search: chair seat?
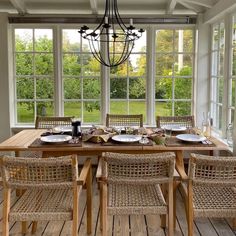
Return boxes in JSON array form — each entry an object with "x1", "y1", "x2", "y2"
[
  {"x1": 10, "y1": 189, "x2": 73, "y2": 221},
  {"x1": 108, "y1": 183, "x2": 167, "y2": 215},
  {"x1": 193, "y1": 185, "x2": 236, "y2": 218}
]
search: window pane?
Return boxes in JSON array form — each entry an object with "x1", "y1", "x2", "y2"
[
  {"x1": 15, "y1": 29, "x2": 33, "y2": 51},
  {"x1": 231, "y1": 79, "x2": 235, "y2": 107},
  {"x1": 230, "y1": 108, "x2": 234, "y2": 124},
  {"x1": 110, "y1": 78, "x2": 127, "y2": 99},
  {"x1": 35, "y1": 54, "x2": 53, "y2": 75},
  {"x1": 16, "y1": 77, "x2": 34, "y2": 99},
  {"x1": 83, "y1": 78, "x2": 100, "y2": 99},
  {"x1": 36, "y1": 78, "x2": 54, "y2": 99},
  {"x1": 64, "y1": 78, "x2": 81, "y2": 99},
  {"x1": 36, "y1": 102, "x2": 54, "y2": 116},
  {"x1": 62, "y1": 29, "x2": 81, "y2": 52},
  {"x1": 16, "y1": 53, "x2": 33, "y2": 75},
  {"x1": 174, "y1": 101, "x2": 191, "y2": 116},
  {"x1": 82, "y1": 55, "x2": 100, "y2": 76},
  {"x1": 219, "y1": 49, "x2": 224, "y2": 76},
  {"x1": 129, "y1": 54, "x2": 146, "y2": 77},
  {"x1": 35, "y1": 29, "x2": 53, "y2": 52},
  {"x1": 174, "y1": 54, "x2": 192, "y2": 75},
  {"x1": 63, "y1": 54, "x2": 81, "y2": 76},
  {"x1": 174, "y1": 30, "x2": 193, "y2": 52},
  {"x1": 110, "y1": 101, "x2": 127, "y2": 114},
  {"x1": 129, "y1": 101, "x2": 146, "y2": 122},
  {"x1": 156, "y1": 54, "x2": 174, "y2": 76},
  {"x1": 220, "y1": 23, "x2": 225, "y2": 50},
  {"x1": 211, "y1": 51, "x2": 218, "y2": 76},
  {"x1": 83, "y1": 101, "x2": 100, "y2": 123},
  {"x1": 217, "y1": 77, "x2": 224, "y2": 103},
  {"x1": 155, "y1": 78, "x2": 172, "y2": 99},
  {"x1": 156, "y1": 30, "x2": 173, "y2": 52},
  {"x1": 212, "y1": 25, "x2": 219, "y2": 50},
  {"x1": 232, "y1": 48, "x2": 236, "y2": 76},
  {"x1": 132, "y1": 31, "x2": 146, "y2": 52},
  {"x1": 17, "y1": 102, "x2": 34, "y2": 123},
  {"x1": 175, "y1": 78, "x2": 192, "y2": 99},
  {"x1": 110, "y1": 59, "x2": 128, "y2": 76},
  {"x1": 129, "y1": 78, "x2": 145, "y2": 99},
  {"x1": 64, "y1": 101, "x2": 81, "y2": 117},
  {"x1": 155, "y1": 101, "x2": 172, "y2": 116}
]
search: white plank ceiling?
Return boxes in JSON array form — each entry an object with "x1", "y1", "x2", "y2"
[{"x1": 0, "y1": 0, "x2": 236, "y2": 24}]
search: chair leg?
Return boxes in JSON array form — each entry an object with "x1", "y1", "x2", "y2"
[
  {"x1": 187, "y1": 182, "x2": 194, "y2": 236},
  {"x1": 160, "y1": 184, "x2": 167, "y2": 228},
  {"x1": 86, "y1": 166, "x2": 92, "y2": 234},
  {"x1": 72, "y1": 186, "x2": 79, "y2": 236},
  {"x1": 232, "y1": 218, "x2": 236, "y2": 230},
  {"x1": 101, "y1": 183, "x2": 107, "y2": 236},
  {"x1": 168, "y1": 182, "x2": 174, "y2": 236},
  {"x1": 100, "y1": 182, "x2": 103, "y2": 231},
  {"x1": 173, "y1": 180, "x2": 179, "y2": 229},
  {"x1": 22, "y1": 221, "x2": 27, "y2": 234},
  {"x1": 31, "y1": 221, "x2": 38, "y2": 234},
  {"x1": 2, "y1": 189, "x2": 11, "y2": 236}
]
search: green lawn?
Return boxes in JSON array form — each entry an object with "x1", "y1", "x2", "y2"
[{"x1": 17, "y1": 101, "x2": 171, "y2": 124}]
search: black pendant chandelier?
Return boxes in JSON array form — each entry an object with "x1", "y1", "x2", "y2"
[{"x1": 78, "y1": 0, "x2": 144, "y2": 67}]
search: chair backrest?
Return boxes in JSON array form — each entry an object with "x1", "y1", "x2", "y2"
[
  {"x1": 189, "y1": 153, "x2": 236, "y2": 186},
  {"x1": 35, "y1": 116, "x2": 73, "y2": 129},
  {"x1": 0, "y1": 155, "x2": 78, "y2": 189},
  {"x1": 106, "y1": 114, "x2": 143, "y2": 127},
  {"x1": 156, "y1": 115, "x2": 195, "y2": 128},
  {"x1": 102, "y1": 152, "x2": 175, "y2": 184}
]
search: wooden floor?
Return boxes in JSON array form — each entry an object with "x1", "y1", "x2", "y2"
[{"x1": 0, "y1": 171, "x2": 235, "y2": 236}]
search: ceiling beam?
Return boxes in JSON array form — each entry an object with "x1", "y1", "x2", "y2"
[
  {"x1": 9, "y1": 0, "x2": 27, "y2": 15},
  {"x1": 166, "y1": 0, "x2": 177, "y2": 14},
  {"x1": 203, "y1": 0, "x2": 236, "y2": 24},
  {"x1": 89, "y1": 0, "x2": 98, "y2": 15},
  {"x1": 181, "y1": 0, "x2": 214, "y2": 8},
  {"x1": 177, "y1": 0, "x2": 202, "y2": 13}
]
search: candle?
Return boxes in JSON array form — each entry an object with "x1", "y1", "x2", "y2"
[
  {"x1": 105, "y1": 16, "x2": 108, "y2": 24},
  {"x1": 130, "y1": 18, "x2": 133, "y2": 26}
]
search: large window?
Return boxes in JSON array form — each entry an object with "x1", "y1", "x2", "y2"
[
  {"x1": 110, "y1": 31, "x2": 147, "y2": 122},
  {"x1": 13, "y1": 26, "x2": 195, "y2": 126},
  {"x1": 210, "y1": 22, "x2": 225, "y2": 131},
  {"x1": 14, "y1": 28, "x2": 54, "y2": 123},
  {"x1": 155, "y1": 29, "x2": 194, "y2": 117}
]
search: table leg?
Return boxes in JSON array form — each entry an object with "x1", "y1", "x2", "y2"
[{"x1": 175, "y1": 150, "x2": 188, "y2": 180}]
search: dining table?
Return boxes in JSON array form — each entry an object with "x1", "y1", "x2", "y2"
[{"x1": 0, "y1": 129, "x2": 230, "y2": 180}]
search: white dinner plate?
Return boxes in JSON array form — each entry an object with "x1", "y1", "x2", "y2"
[
  {"x1": 53, "y1": 126, "x2": 72, "y2": 133},
  {"x1": 40, "y1": 135, "x2": 72, "y2": 143},
  {"x1": 162, "y1": 125, "x2": 187, "y2": 131},
  {"x1": 176, "y1": 134, "x2": 206, "y2": 142},
  {"x1": 112, "y1": 135, "x2": 142, "y2": 143}
]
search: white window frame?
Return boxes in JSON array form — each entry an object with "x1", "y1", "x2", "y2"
[{"x1": 11, "y1": 23, "x2": 196, "y2": 127}]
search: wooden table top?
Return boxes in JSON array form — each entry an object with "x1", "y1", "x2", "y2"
[{"x1": 0, "y1": 129, "x2": 229, "y2": 152}]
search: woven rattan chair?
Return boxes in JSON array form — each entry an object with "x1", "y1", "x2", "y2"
[
  {"x1": 35, "y1": 116, "x2": 73, "y2": 129},
  {"x1": 156, "y1": 115, "x2": 195, "y2": 129},
  {"x1": 96, "y1": 152, "x2": 175, "y2": 236},
  {"x1": 106, "y1": 114, "x2": 143, "y2": 127},
  {"x1": 0, "y1": 155, "x2": 92, "y2": 236},
  {"x1": 185, "y1": 154, "x2": 236, "y2": 236}
]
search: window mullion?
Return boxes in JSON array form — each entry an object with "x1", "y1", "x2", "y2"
[
  {"x1": 54, "y1": 25, "x2": 62, "y2": 116},
  {"x1": 147, "y1": 26, "x2": 155, "y2": 126}
]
